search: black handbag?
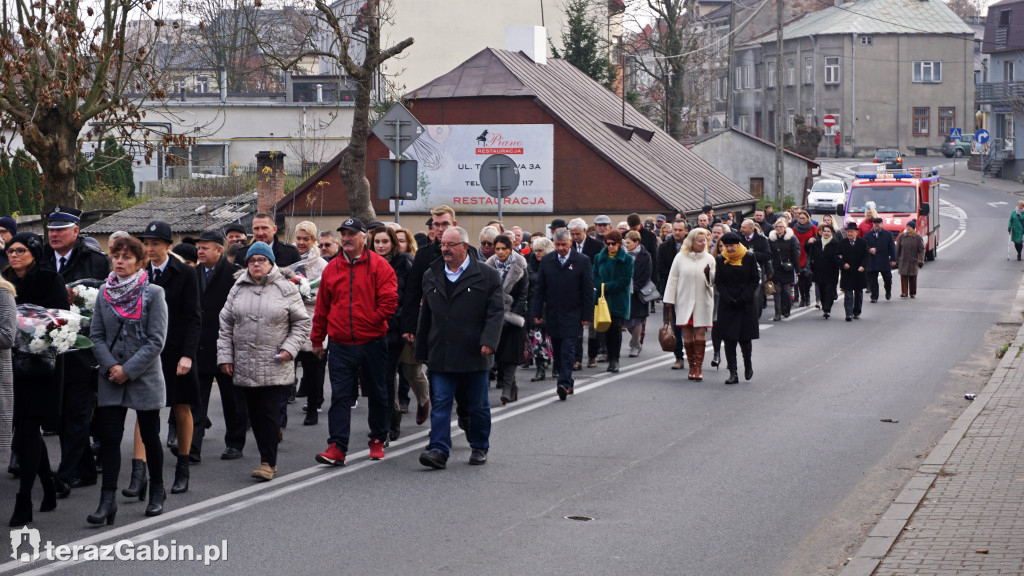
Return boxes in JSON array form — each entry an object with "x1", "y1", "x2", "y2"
[
  {"x1": 12, "y1": 348, "x2": 57, "y2": 380},
  {"x1": 638, "y1": 280, "x2": 661, "y2": 303},
  {"x1": 780, "y1": 261, "x2": 794, "y2": 273}
]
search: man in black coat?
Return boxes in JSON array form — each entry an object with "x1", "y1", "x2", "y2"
[
  {"x1": 740, "y1": 218, "x2": 773, "y2": 316},
  {"x1": 251, "y1": 213, "x2": 300, "y2": 267},
  {"x1": 401, "y1": 206, "x2": 474, "y2": 429},
  {"x1": 863, "y1": 217, "x2": 897, "y2": 303},
  {"x1": 531, "y1": 229, "x2": 594, "y2": 401},
  {"x1": 627, "y1": 213, "x2": 659, "y2": 286},
  {"x1": 837, "y1": 222, "x2": 869, "y2": 321},
  {"x1": 140, "y1": 221, "x2": 202, "y2": 493},
  {"x1": 191, "y1": 230, "x2": 247, "y2": 460},
  {"x1": 657, "y1": 219, "x2": 688, "y2": 369},
  {"x1": 41, "y1": 206, "x2": 109, "y2": 495},
  {"x1": 568, "y1": 218, "x2": 603, "y2": 261},
  {"x1": 416, "y1": 226, "x2": 503, "y2": 469}
]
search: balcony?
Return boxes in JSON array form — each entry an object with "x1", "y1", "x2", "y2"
[{"x1": 976, "y1": 81, "x2": 1024, "y2": 104}]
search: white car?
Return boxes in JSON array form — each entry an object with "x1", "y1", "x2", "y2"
[{"x1": 806, "y1": 179, "x2": 850, "y2": 213}]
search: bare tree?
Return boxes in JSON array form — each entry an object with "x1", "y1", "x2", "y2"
[
  {"x1": 624, "y1": 0, "x2": 705, "y2": 140},
  {"x1": 301, "y1": 0, "x2": 412, "y2": 222},
  {"x1": 0, "y1": 0, "x2": 192, "y2": 211}
]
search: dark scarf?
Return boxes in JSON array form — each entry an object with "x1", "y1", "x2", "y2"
[
  {"x1": 793, "y1": 220, "x2": 814, "y2": 235},
  {"x1": 103, "y1": 269, "x2": 148, "y2": 320}
]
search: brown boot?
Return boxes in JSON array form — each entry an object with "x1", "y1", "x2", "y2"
[
  {"x1": 684, "y1": 341, "x2": 696, "y2": 380},
  {"x1": 692, "y1": 340, "x2": 706, "y2": 381}
]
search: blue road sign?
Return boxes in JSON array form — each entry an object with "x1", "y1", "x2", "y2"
[
  {"x1": 975, "y1": 129, "x2": 991, "y2": 144},
  {"x1": 949, "y1": 128, "x2": 962, "y2": 140}
]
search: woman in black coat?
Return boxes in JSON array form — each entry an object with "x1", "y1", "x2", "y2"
[
  {"x1": 806, "y1": 225, "x2": 842, "y2": 319},
  {"x1": 371, "y1": 227, "x2": 415, "y2": 440},
  {"x1": 487, "y1": 234, "x2": 529, "y2": 405},
  {"x1": 768, "y1": 219, "x2": 801, "y2": 322},
  {"x1": 3, "y1": 232, "x2": 67, "y2": 526},
  {"x1": 713, "y1": 233, "x2": 760, "y2": 385},
  {"x1": 623, "y1": 231, "x2": 652, "y2": 358}
]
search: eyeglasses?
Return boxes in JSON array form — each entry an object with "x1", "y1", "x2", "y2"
[
  {"x1": 5, "y1": 247, "x2": 26, "y2": 256},
  {"x1": 317, "y1": 243, "x2": 334, "y2": 248},
  {"x1": 605, "y1": 241, "x2": 619, "y2": 246},
  {"x1": 433, "y1": 221, "x2": 453, "y2": 229},
  {"x1": 480, "y1": 241, "x2": 494, "y2": 247},
  {"x1": 439, "y1": 242, "x2": 465, "y2": 249},
  {"x1": 248, "y1": 257, "x2": 270, "y2": 265}
]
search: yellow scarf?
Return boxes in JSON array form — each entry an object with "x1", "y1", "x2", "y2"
[{"x1": 722, "y1": 243, "x2": 747, "y2": 266}]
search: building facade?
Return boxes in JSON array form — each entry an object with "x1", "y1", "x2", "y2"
[{"x1": 978, "y1": 0, "x2": 1023, "y2": 181}]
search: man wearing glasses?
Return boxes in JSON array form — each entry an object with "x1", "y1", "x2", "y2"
[
  {"x1": 317, "y1": 231, "x2": 339, "y2": 261},
  {"x1": 416, "y1": 226, "x2": 503, "y2": 469}
]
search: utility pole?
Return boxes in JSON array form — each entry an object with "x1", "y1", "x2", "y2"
[
  {"x1": 725, "y1": 0, "x2": 737, "y2": 130},
  {"x1": 774, "y1": 0, "x2": 785, "y2": 204}
]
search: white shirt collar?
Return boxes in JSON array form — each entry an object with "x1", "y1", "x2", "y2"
[{"x1": 444, "y1": 255, "x2": 471, "y2": 282}]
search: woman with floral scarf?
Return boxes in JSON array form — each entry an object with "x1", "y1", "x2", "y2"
[{"x1": 88, "y1": 236, "x2": 168, "y2": 525}]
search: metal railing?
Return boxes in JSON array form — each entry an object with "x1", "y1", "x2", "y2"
[{"x1": 975, "y1": 81, "x2": 1024, "y2": 104}]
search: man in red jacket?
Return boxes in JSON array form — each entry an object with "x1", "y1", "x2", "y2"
[{"x1": 312, "y1": 218, "x2": 398, "y2": 466}]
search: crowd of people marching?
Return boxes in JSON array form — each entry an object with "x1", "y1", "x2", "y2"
[{"x1": 0, "y1": 200, "x2": 930, "y2": 528}]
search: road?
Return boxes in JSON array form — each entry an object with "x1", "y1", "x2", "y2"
[{"x1": 2, "y1": 158, "x2": 1021, "y2": 575}]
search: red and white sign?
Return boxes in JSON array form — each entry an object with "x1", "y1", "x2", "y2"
[{"x1": 823, "y1": 114, "x2": 837, "y2": 128}]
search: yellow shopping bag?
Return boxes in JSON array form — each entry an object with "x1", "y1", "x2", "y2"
[{"x1": 594, "y1": 283, "x2": 612, "y2": 332}]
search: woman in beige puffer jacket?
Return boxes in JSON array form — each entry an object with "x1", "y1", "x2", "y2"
[{"x1": 217, "y1": 243, "x2": 310, "y2": 481}]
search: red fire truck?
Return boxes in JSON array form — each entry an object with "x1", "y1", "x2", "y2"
[{"x1": 838, "y1": 167, "x2": 940, "y2": 261}]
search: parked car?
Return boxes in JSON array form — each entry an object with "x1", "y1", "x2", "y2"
[
  {"x1": 941, "y1": 134, "x2": 975, "y2": 158},
  {"x1": 806, "y1": 179, "x2": 850, "y2": 213},
  {"x1": 873, "y1": 148, "x2": 903, "y2": 170}
]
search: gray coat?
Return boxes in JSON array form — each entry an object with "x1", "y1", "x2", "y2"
[
  {"x1": 91, "y1": 283, "x2": 168, "y2": 410},
  {"x1": 0, "y1": 287, "x2": 16, "y2": 466},
  {"x1": 217, "y1": 266, "x2": 310, "y2": 388}
]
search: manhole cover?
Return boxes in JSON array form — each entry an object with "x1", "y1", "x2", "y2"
[{"x1": 564, "y1": 515, "x2": 594, "y2": 521}]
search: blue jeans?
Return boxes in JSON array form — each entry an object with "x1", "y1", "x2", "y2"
[
  {"x1": 326, "y1": 338, "x2": 389, "y2": 453},
  {"x1": 428, "y1": 371, "x2": 490, "y2": 458},
  {"x1": 551, "y1": 336, "x2": 578, "y2": 389}
]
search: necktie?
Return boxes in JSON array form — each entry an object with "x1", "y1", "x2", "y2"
[
  {"x1": 58, "y1": 256, "x2": 66, "y2": 272},
  {"x1": 559, "y1": 256, "x2": 567, "y2": 266},
  {"x1": 206, "y1": 268, "x2": 213, "y2": 279},
  {"x1": 152, "y1": 268, "x2": 161, "y2": 282}
]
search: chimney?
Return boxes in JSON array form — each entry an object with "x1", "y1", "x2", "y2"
[
  {"x1": 255, "y1": 151, "x2": 287, "y2": 214},
  {"x1": 505, "y1": 26, "x2": 547, "y2": 65}
]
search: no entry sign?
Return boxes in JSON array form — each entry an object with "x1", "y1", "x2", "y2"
[{"x1": 823, "y1": 114, "x2": 837, "y2": 128}]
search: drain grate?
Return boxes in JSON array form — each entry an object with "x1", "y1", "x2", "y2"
[{"x1": 564, "y1": 515, "x2": 595, "y2": 521}]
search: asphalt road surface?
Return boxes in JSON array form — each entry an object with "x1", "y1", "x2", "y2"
[{"x1": 2, "y1": 158, "x2": 1021, "y2": 575}]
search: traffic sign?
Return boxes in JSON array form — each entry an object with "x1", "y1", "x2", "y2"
[
  {"x1": 823, "y1": 114, "x2": 836, "y2": 128},
  {"x1": 371, "y1": 102, "x2": 424, "y2": 156},
  {"x1": 479, "y1": 154, "x2": 520, "y2": 199},
  {"x1": 377, "y1": 159, "x2": 418, "y2": 200},
  {"x1": 975, "y1": 129, "x2": 991, "y2": 144},
  {"x1": 949, "y1": 127, "x2": 962, "y2": 140}
]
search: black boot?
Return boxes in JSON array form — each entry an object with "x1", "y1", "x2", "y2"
[
  {"x1": 530, "y1": 364, "x2": 546, "y2": 382},
  {"x1": 122, "y1": 459, "x2": 148, "y2": 500},
  {"x1": 725, "y1": 370, "x2": 739, "y2": 385},
  {"x1": 9, "y1": 493, "x2": 32, "y2": 527},
  {"x1": 87, "y1": 489, "x2": 117, "y2": 525},
  {"x1": 39, "y1": 470, "x2": 57, "y2": 512},
  {"x1": 7, "y1": 452, "x2": 19, "y2": 477},
  {"x1": 744, "y1": 358, "x2": 754, "y2": 381},
  {"x1": 171, "y1": 456, "x2": 189, "y2": 495},
  {"x1": 710, "y1": 350, "x2": 721, "y2": 368},
  {"x1": 145, "y1": 482, "x2": 166, "y2": 517}
]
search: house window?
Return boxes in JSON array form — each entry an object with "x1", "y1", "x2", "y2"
[
  {"x1": 767, "y1": 61, "x2": 775, "y2": 88},
  {"x1": 739, "y1": 114, "x2": 750, "y2": 133},
  {"x1": 712, "y1": 80, "x2": 719, "y2": 100},
  {"x1": 785, "y1": 59, "x2": 795, "y2": 86},
  {"x1": 999, "y1": 9, "x2": 1011, "y2": 25},
  {"x1": 196, "y1": 76, "x2": 209, "y2": 93},
  {"x1": 825, "y1": 57, "x2": 840, "y2": 84},
  {"x1": 938, "y1": 107, "x2": 955, "y2": 136},
  {"x1": 860, "y1": 35, "x2": 872, "y2": 45},
  {"x1": 734, "y1": 66, "x2": 749, "y2": 90},
  {"x1": 755, "y1": 64, "x2": 763, "y2": 88},
  {"x1": 720, "y1": 76, "x2": 729, "y2": 99},
  {"x1": 1005, "y1": 61, "x2": 1015, "y2": 82},
  {"x1": 825, "y1": 108, "x2": 841, "y2": 134},
  {"x1": 913, "y1": 61, "x2": 942, "y2": 83},
  {"x1": 913, "y1": 107, "x2": 930, "y2": 136},
  {"x1": 804, "y1": 57, "x2": 813, "y2": 84},
  {"x1": 787, "y1": 109, "x2": 795, "y2": 132}
]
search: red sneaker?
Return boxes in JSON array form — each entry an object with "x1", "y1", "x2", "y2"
[
  {"x1": 315, "y1": 443, "x2": 346, "y2": 466},
  {"x1": 369, "y1": 438, "x2": 385, "y2": 460}
]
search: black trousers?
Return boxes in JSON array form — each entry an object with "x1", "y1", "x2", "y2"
[
  {"x1": 55, "y1": 375, "x2": 97, "y2": 485},
  {"x1": 243, "y1": 386, "x2": 287, "y2": 467},
  {"x1": 724, "y1": 340, "x2": 752, "y2": 371},
  {"x1": 550, "y1": 335, "x2": 578, "y2": 389},
  {"x1": 817, "y1": 282, "x2": 838, "y2": 314},
  {"x1": 95, "y1": 406, "x2": 162, "y2": 491},
  {"x1": 295, "y1": 351, "x2": 327, "y2": 410},
  {"x1": 191, "y1": 371, "x2": 248, "y2": 454},
  {"x1": 797, "y1": 271, "x2": 813, "y2": 303},
  {"x1": 868, "y1": 269, "x2": 893, "y2": 300},
  {"x1": 12, "y1": 419, "x2": 53, "y2": 497},
  {"x1": 671, "y1": 308, "x2": 685, "y2": 360}
]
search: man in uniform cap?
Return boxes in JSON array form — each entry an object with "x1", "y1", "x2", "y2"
[
  {"x1": 837, "y1": 222, "x2": 869, "y2": 321},
  {"x1": 41, "y1": 204, "x2": 111, "y2": 496},
  {"x1": 190, "y1": 229, "x2": 248, "y2": 461},
  {"x1": 549, "y1": 219, "x2": 567, "y2": 236}
]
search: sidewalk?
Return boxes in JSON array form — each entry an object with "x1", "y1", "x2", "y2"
[
  {"x1": 939, "y1": 166, "x2": 1024, "y2": 194},
  {"x1": 840, "y1": 321, "x2": 1024, "y2": 576}
]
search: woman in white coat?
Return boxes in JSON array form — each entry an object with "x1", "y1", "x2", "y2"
[{"x1": 663, "y1": 228, "x2": 716, "y2": 381}]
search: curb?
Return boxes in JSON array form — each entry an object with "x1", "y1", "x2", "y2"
[{"x1": 837, "y1": 320, "x2": 1024, "y2": 576}]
